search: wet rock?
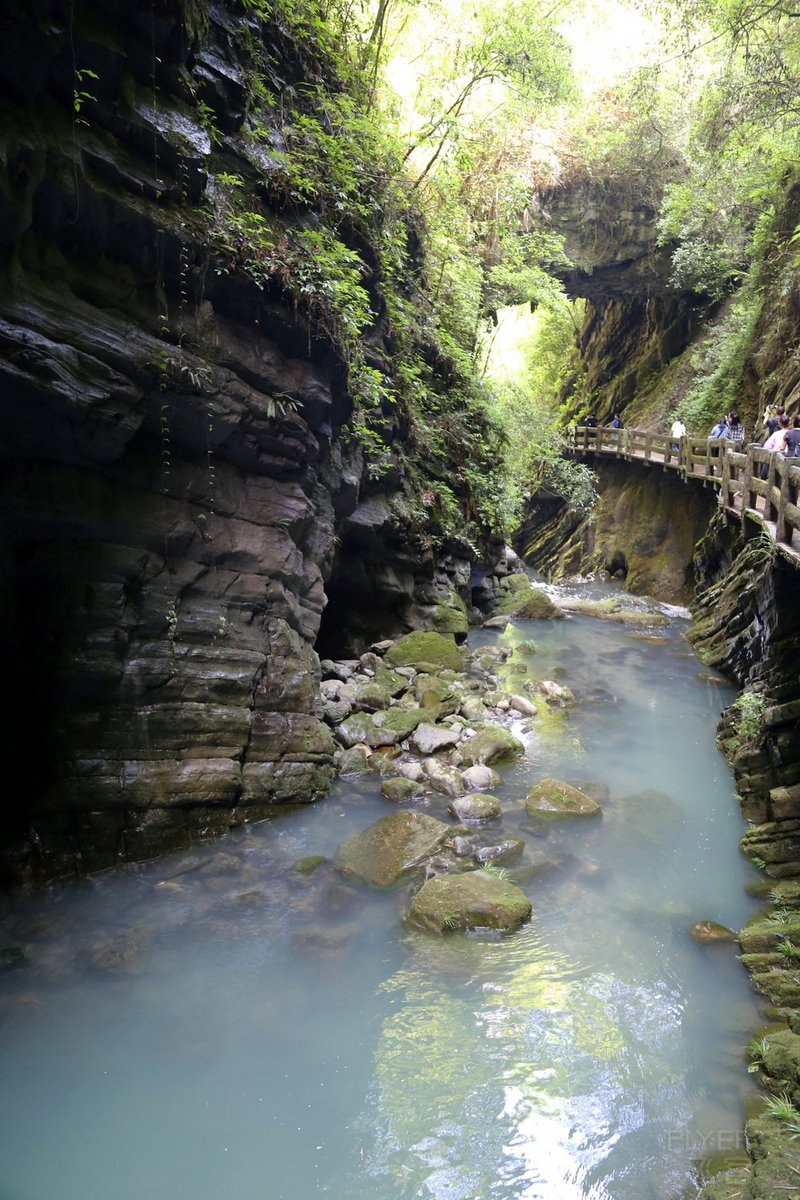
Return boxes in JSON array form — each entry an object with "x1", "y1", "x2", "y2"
[
  {"x1": 410, "y1": 723, "x2": 461, "y2": 755},
  {"x1": 336, "y1": 745, "x2": 372, "y2": 776},
  {"x1": 461, "y1": 763, "x2": 502, "y2": 791},
  {"x1": 691, "y1": 920, "x2": 738, "y2": 943},
  {"x1": 372, "y1": 708, "x2": 426, "y2": 740},
  {"x1": 448, "y1": 794, "x2": 502, "y2": 822},
  {"x1": 335, "y1": 711, "x2": 402, "y2": 749},
  {"x1": 482, "y1": 615, "x2": 510, "y2": 629},
  {"x1": 459, "y1": 725, "x2": 525, "y2": 766},
  {"x1": 474, "y1": 839, "x2": 525, "y2": 864},
  {"x1": 421, "y1": 758, "x2": 466, "y2": 797},
  {"x1": 525, "y1": 778, "x2": 603, "y2": 818},
  {"x1": 335, "y1": 812, "x2": 451, "y2": 888},
  {"x1": 509, "y1": 694, "x2": 538, "y2": 716},
  {"x1": 385, "y1": 631, "x2": 465, "y2": 673},
  {"x1": 394, "y1": 761, "x2": 426, "y2": 782},
  {"x1": 406, "y1": 869, "x2": 532, "y2": 934},
  {"x1": 449, "y1": 836, "x2": 475, "y2": 857},
  {"x1": 381, "y1": 777, "x2": 422, "y2": 803},
  {"x1": 494, "y1": 573, "x2": 564, "y2": 619},
  {"x1": 82, "y1": 926, "x2": 151, "y2": 975},
  {"x1": 292, "y1": 855, "x2": 327, "y2": 875},
  {"x1": 535, "y1": 680, "x2": 577, "y2": 706},
  {"x1": 460, "y1": 697, "x2": 489, "y2": 723}
]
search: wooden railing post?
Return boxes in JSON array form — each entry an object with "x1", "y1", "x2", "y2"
[
  {"x1": 767, "y1": 453, "x2": 778, "y2": 521},
  {"x1": 720, "y1": 442, "x2": 731, "y2": 514},
  {"x1": 746, "y1": 444, "x2": 757, "y2": 510},
  {"x1": 776, "y1": 458, "x2": 792, "y2": 543}
]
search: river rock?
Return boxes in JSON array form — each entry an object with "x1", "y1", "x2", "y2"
[
  {"x1": 460, "y1": 697, "x2": 489, "y2": 723},
  {"x1": 525, "y1": 778, "x2": 603, "y2": 817},
  {"x1": 335, "y1": 711, "x2": 401, "y2": 749},
  {"x1": 536, "y1": 680, "x2": 577, "y2": 706},
  {"x1": 459, "y1": 725, "x2": 525, "y2": 766},
  {"x1": 410, "y1": 723, "x2": 461, "y2": 755},
  {"x1": 690, "y1": 920, "x2": 738, "y2": 943},
  {"x1": 422, "y1": 758, "x2": 466, "y2": 797},
  {"x1": 406, "y1": 870, "x2": 532, "y2": 934},
  {"x1": 415, "y1": 675, "x2": 460, "y2": 718},
  {"x1": 335, "y1": 812, "x2": 451, "y2": 888},
  {"x1": 509, "y1": 694, "x2": 538, "y2": 716},
  {"x1": 461, "y1": 763, "x2": 502, "y2": 791},
  {"x1": 474, "y1": 839, "x2": 526, "y2": 864},
  {"x1": 381, "y1": 777, "x2": 423, "y2": 803},
  {"x1": 372, "y1": 708, "x2": 426, "y2": 740},
  {"x1": 336, "y1": 745, "x2": 372, "y2": 776},
  {"x1": 385, "y1": 631, "x2": 465, "y2": 672},
  {"x1": 448, "y1": 793, "x2": 502, "y2": 821},
  {"x1": 394, "y1": 761, "x2": 426, "y2": 782},
  {"x1": 482, "y1": 615, "x2": 510, "y2": 629},
  {"x1": 82, "y1": 926, "x2": 151, "y2": 975}
]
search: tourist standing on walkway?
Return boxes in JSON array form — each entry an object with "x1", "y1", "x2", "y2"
[
  {"x1": 725, "y1": 411, "x2": 745, "y2": 444},
  {"x1": 781, "y1": 415, "x2": 800, "y2": 457},
  {"x1": 670, "y1": 417, "x2": 686, "y2": 450}
]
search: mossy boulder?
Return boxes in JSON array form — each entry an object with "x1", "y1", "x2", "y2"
[
  {"x1": 335, "y1": 711, "x2": 402, "y2": 749},
  {"x1": 560, "y1": 597, "x2": 669, "y2": 627},
  {"x1": 525, "y1": 778, "x2": 603, "y2": 818},
  {"x1": 431, "y1": 589, "x2": 469, "y2": 636},
  {"x1": 690, "y1": 920, "x2": 738, "y2": 943},
  {"x1": 372, "y1": 708, "x2": 426, "y2": 740},
  {"x1": 335, "y1": 812, "x2": 451, "y2": 888},
  {"x1": 448, "y1": 793, "x2": 502, "y2": 822},
  {"x1": 415, "y1": 675, "x2": 461, "y2": 718},
  {"x1": 460, "y1": 725, "x2": 525, "y2": 766},
  {"x1": 385, "y1": 631, "x2": 465, "y2": 672},
  {"x1": 406, "y1": 869, "x2": 532, "y2": 934},
  {"x1": 381, "y1": 777, "x2": 422, "y2": 803},
  {"x1": 495, "y1": 574, "x2": 563, "y2": 619}
]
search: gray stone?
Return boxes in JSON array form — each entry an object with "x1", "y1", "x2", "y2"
[
  {"x1": 422, "y1": 758, "x2": 466, "y2": 797},
  {"x1": 406, "y1": 870, "x2": 532, "y2": 934},
  {"x1": 459, "y1": 726, "x2": 525, "y2": 766},
  {"x1": 335, "y1": 812, "x2": 451, "y2": 888},
  {"x1": 461, "y1": 763, "x2": 502, "y2": 791},
  {"x1": 448, "y1": 793, "x2": 502, "y2": 821},
  {"x1": 410, "y1": 722, "x2": 461, "y2": 755}
]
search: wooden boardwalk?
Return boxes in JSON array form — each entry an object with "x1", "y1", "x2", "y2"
[{"x1": 567, "y1": 426, "x2": 800, "y2": 566}]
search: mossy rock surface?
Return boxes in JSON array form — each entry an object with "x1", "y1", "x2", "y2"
[
  {"x1": 335, "y1": 812, "x2": 451, "y2": 888},
  {"x1": 372, "y1": 708, "x2": 425, "y2": 740},
  {"x1": 460, "y1": 725, "x2": 525, "y2": 766},
  {"x1": 381, "y1": 777, "x2": 422, "y2": 803},
  {"x1": 495, "y1": 575, "x2": 563, "y2": 619},
  {"x1": 448, "y1": 793, "x2": 502, "y2": 822},
  {"x1": 690, "y1": 920, "x2": 737, "y2": 943},
  {"x1": 335, "y1": 711, "x2": 402, "y2": 749},
  {"x1": 385, "y1": 631, "x2": 465, "y2": 672},
  {"x1": 406, "y1": 869, "x2": 532, "y2": 934},
  {"x1": 525, "y1": 778, "x2": 603, "y2": 818},
  {"x1": 431, "y1": 589, "x2": 469, "y2": 635},
  {"x1": 560, "y1": 597, "x2": 669, "y2": 627}
]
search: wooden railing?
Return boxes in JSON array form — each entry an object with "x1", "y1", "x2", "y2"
[{"x1": 567, "y1": 426, "x2": 800, "y2": 558}]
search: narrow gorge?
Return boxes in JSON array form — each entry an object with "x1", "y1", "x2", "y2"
[{"x1": 2, "y1": 0, "x2": 800, "y2": 1197}]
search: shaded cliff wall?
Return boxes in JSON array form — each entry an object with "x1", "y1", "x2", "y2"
[
  {"x1": 517, "y1": 461, "x2": 717, "y2": 604},
  {"x1": 0, "y1": 0, "x2": 499, "y2": 878}
]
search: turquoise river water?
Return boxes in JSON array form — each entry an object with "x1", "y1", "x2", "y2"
[{"x1": 0, "y1": 580, "x2": 766, "y2": 1200}]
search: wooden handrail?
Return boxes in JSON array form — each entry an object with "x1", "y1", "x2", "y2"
[{"x1": 566, "y1": 426, "x2": 800, "y2": 555}]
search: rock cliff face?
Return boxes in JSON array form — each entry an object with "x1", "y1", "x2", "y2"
[
  {"x1": 517, "y1": 461, "x2": 717, "y2": 604},
  {"x1": 0, "y1": 0, "x2": 497, "y2": 878}
]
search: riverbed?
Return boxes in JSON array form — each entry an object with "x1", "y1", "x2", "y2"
[{"x1": 0, "y1": 580, "x2": 763, "y2": 1200}]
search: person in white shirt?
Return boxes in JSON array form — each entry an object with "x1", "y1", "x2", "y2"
[{"x1": 670, "y1": 417, "x2": 686, "y2": 450}]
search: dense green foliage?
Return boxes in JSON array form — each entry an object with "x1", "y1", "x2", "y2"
[
  {"x1": 196, "y1": 0, "x2": 800, "y2": 539},
  {"x1": 196, "y1": 0, "x2": 583, "y2": 547}
]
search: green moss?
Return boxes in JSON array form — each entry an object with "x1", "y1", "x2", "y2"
[{"x1": 385, "y1": 631, "x2": 465, "y2": 672}]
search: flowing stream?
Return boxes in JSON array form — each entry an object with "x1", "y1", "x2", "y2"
[{"x1": 0, "y1": 579, "x2": 763, "y2": 1200}]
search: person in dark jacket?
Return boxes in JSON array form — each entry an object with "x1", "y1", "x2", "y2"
[{"x1": 781, "y1": 415, "x2": 800, "y2": 457}]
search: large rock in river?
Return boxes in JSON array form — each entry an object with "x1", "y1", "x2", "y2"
[
  {"x1": 335, "y1": 812, "x2": 451, "y2": 887},
  {"x1": 406, "y1": 869, "x2": 532, "y2": 934},
  {"x1": 385, "y1": 631, "x2": 465, "y2": 672},
  {"x1": 525, "y1": 778, "x2": 603, "y2": 817},
  {"x1": 460, "y1": 725, "x2": 525, "y2": 766}
]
